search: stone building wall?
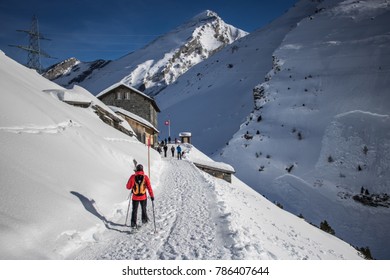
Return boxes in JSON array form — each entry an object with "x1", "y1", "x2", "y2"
[{"x1": 99, "y1": 85, "x2": 158, "y2": 128}]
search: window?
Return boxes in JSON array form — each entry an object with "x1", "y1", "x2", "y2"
[
  {"x1": 125, "y1": 92, "x2": 131, "y2": 100},
  {"x1": 116, "y1": 92, "x2": 123, "y2": 100}
]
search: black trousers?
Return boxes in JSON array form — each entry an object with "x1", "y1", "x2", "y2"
[{"x1": 131, "y1": 199, "x2": 148, "y2": 226}]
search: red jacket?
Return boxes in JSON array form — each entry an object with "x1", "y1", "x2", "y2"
[{"x1": 126, "y1": 171, "x2": 154, "y2": 201}]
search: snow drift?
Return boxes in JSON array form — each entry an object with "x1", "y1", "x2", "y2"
[{"x1": 0, "y1": 50, "x2": 160, "y2": 258}]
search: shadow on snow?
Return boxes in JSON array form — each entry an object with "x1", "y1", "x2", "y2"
[{"x1": 70, "y1": 191, "x2": 132, "y2": 234}]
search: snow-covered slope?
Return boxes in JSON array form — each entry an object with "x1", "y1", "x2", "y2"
[
  {"x1": 0, "y1": 52, "x2": 362, "y2": 260},
  {"x1": 156, "y1": 0, "x2": 320, "y2": 155},
  {"x1": 45, "y1": 10, "x2": 247, "y2": 96},
  {"x1": 0, "y1": 50, "x2": 160, "y2": 259},
  {"x1": 215, "y1": 0, "x2": 390, "y2": 259}
]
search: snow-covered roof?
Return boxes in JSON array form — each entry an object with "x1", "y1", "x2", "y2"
[
  {"x1": 181, "y1": 143, "x2": 235, "y2": 173},
  {"x1": 109, "y1": 105, "x2": 159, "y2": 133},
  {"x1": 192, "y1": 159, "x2": 235, "y2": 174},
  {"x1": 179, "y1": 132, "x2": 192, "y2": 137},
  {"x1": 42, "y1": 86, "x2": 136, "y2": 136},
  {"x1": 42, "y1": 88, "x2": 92, "y2": 105},
  {"x1": 96, "y1": 82, "x2": 160, "y2": 112}
]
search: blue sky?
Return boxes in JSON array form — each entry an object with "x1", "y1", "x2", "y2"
[{"x1": 0, "y1": 0, "x2": 297, "y2": 68}]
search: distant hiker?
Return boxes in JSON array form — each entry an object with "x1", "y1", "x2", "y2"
[
  {"x1": 176, "y1": 145, "x2": 182, "y2": 160},
  {"x1": 126, "y1": 164, "x2": 154, "y2": 228},
  {"x1": 171, "y1": 146, "x2": 175, "y2": 157},
  {"x1": 163, "y1": 144, "x2": 168, "y2": 157}
]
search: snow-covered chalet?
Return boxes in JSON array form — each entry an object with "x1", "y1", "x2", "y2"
[{"x1": 96, "y1": 83, "x2": 160, "y2": 146}]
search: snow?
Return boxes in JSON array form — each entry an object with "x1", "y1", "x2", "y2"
[
  {"x1": 73, "y1": 155, "x2": 360, "y2": 260},
  {"x1": 0, "y1": 51, "x2": 149, "y2": 259},
  {"x1": 51, "y1": 10, "x2": 247, "y2": 96},
  {"x1": 178, "y1": 132, "x2": 191, "y2": 137},
  {"x1": 183, "y1": 144, "x2": 235, "y2": 173},
  {"x1": 0, "y1": 51, "x2": 362, "y2": 260},
  {"x1": 43, "y1": 85, "x2": 93, "y2": 105},
  {"x1": 213, "y1": 0, "x2": 390, "y2": 259},
  {"x1": 96, "y1": 81, "x2": 152, "y2": 101},
  {"x1": 109, "y1": 105, "x2": 159, "y2": 133},
  {"x1": 64, "y1": 0, "x2": 387, "y2": 260},
  {"x1": 156, "y1": 0, "x2": 321, "y2": 155}
]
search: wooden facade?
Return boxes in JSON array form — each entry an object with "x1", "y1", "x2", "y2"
[
  {"x1": 112, "y1": 107, "x2": 159, "y2": 146},
  {"x1": 92, "y1": 105, "x2": 134, "y2": 137},
  {"x1": 179, "y1": 132, "x2": 192, "y2": 144}
]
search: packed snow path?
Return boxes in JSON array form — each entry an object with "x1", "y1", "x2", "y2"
[
  {"x1": 75, "y1": 157, "x2": 233, "y2": 260},
  {"x1": 72, "y1": 155, "x2": 361, "y2": 260}
]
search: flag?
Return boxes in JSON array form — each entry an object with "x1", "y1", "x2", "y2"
[{"x1": 164, "y1": 120, "x2": 170, "y2": 126}]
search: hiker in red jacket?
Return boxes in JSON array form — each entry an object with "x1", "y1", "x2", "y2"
[{"x1": 126, "y1": 164, "x2": 154, "y2": 228}]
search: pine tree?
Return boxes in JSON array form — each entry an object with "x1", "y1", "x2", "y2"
[
  {"x1": 363, "y1": 145, "x2": 368, "y2": 155},
  {"x1": 357, "y1": 246, "x2": 373, "y2": 260},
  {"x1": 320, "y1": 220, "x2": 335, "y2": 235}
]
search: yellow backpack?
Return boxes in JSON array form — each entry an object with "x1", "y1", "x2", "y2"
[{"x1": 133, "y1": 175, "x2": 146, "y2": 196}]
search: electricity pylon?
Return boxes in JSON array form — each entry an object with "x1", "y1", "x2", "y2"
[{"x1": 9, "y1": 15, "x2": 56, "y2": 73}]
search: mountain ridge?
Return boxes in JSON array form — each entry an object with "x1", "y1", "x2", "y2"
[{"x1": 44, "y1": 10, "x2": 247, "y2": 96}]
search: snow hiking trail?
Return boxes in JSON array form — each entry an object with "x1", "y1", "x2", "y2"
[{"x1": 74, "y1": 157, "x2": 234, "y2": 260}]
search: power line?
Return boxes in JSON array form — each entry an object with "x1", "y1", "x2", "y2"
[{"x1": 9, "y1": 15, "x2": 56, "y2": 73}]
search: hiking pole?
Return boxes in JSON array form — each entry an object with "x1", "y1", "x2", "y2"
[
  {"x1": 152, "y1": 199, "x2": 157, "y2": 233},
  {"x1": 125, "y1": 192, "x2": 131, "y2": 226}
]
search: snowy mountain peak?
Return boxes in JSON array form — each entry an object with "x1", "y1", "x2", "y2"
[
  {"x1": 46, "y1": 10, "x2": 247, "y2": 96},
  {"x1": 192, "y1": 9, "x2": 219, "y2": 22}
]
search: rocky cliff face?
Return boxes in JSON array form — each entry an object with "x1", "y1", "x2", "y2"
[
  {"x1": 139, "y1": 10, "x2": 248, "y2": 95},
  {"x1": 43, "y1": 57, "x2": 80, "y2": 80},
  {"x1": 44, "y1": 58, "x2": 110, "y2": 87}
]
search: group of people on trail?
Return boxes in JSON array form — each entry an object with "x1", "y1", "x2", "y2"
[{"x1": 161, "y1": 144, "x2": 183, "y2": 159}]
